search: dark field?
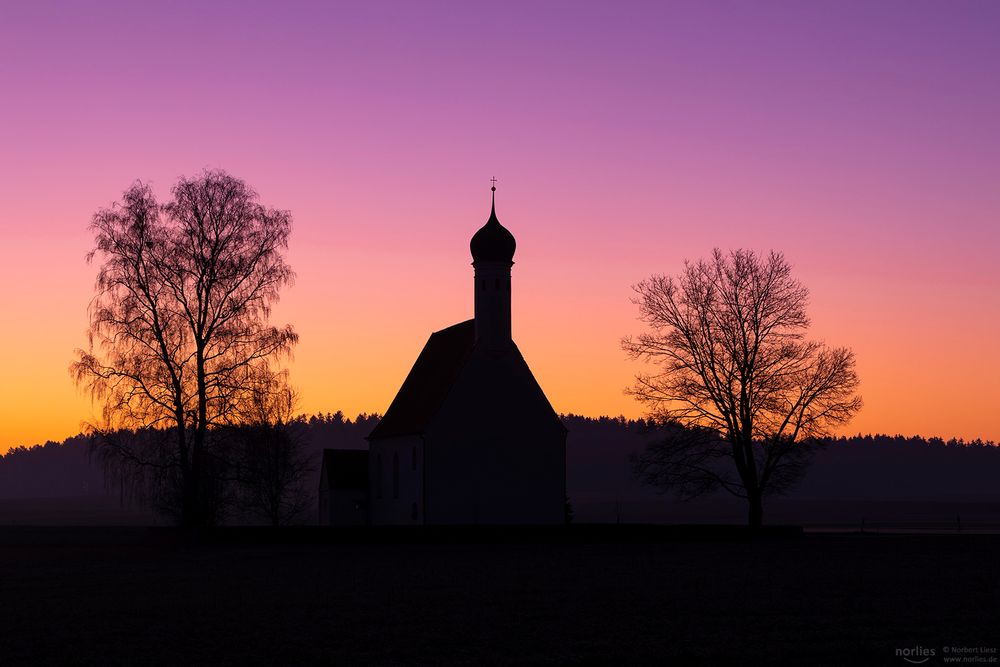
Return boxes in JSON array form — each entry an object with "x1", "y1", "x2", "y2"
[{"x1": 0, "y1": 528, "x2": 997, "y2": 666}]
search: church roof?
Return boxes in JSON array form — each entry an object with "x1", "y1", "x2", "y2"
[{"x1": 367, "y1": 319, "x2": 476, "y2": 439}]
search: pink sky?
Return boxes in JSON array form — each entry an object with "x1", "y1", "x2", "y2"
[{"x1": 1, "y1": 1, "x2": 998, "y2": 450}]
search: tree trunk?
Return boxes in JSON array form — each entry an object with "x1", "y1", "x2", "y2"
[
  {"x1": 188, "y1": 443, "x2": 202, "y2": 528},
  {"x1": 191, "y1": 344, "x2": 208, "y2": 528},
  {"x1": 176, "y1": 415, "x2": 198, "y2": 529},
  {"x1": 748, "y1": 492, "x2": 763, "y2": 530}
]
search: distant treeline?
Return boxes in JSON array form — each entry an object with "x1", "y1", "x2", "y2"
[
  {"x1": 0, "y1": 412, "x2": 379, "y2": 501},
  {"x1": 1, "y1": 413, "x2": 997, "y2": 504}
]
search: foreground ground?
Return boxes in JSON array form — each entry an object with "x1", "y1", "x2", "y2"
[{"x1": 0, "y1": 528, "x2": 996, "y2": 666}]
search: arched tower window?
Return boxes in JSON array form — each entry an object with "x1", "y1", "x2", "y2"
[
  {"x1": 376, "y1": 454, "x2": 383, "y2": 499},
  {"x1": 392, "y1": 451, "x2": 399, "y2": 500}
]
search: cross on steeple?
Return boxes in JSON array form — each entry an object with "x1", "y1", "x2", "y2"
[{"x1": 490, "y1": 176, "x2": 498, "y2": 191}]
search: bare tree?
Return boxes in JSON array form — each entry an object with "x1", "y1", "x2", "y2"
[
  {"x1": 623, "y1": 249, "x2": 862, "y2": 527},
  {"x1": 72, "y1": 170, "x2": 298, "y2": 527}
]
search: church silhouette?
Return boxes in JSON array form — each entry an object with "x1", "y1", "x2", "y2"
[{"x1": 319, "y1": 186, "x2": 567, "y2": 525}]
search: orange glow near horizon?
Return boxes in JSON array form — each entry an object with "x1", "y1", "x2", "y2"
[{"x1": 1, "y1": 3, "x2": 999, "y2": 451}]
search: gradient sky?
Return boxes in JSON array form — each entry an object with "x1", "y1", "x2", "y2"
[{"x1": 1, "y1": 1, "x2": 998, "y2": 451}]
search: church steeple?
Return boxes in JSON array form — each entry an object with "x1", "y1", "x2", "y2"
[{"x1": 471, "y1": 181, "x2": 515, "y2": 348}]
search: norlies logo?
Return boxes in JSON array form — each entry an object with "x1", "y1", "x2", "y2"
[{"x1": 896, "y1": 646, "x2": 936, "y2": 664}]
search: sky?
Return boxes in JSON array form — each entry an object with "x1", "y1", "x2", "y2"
[{"x1": 1, "y1": 1, "x2": 998, "y2": 451}]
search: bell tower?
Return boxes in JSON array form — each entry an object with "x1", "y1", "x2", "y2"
[{"x1": 470, "y1": 182, "x2": 516, "y2": 349}]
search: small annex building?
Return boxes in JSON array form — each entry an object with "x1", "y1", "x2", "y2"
[{"x1": 317, "y1": 449, "x2": 368, "y2": 526}]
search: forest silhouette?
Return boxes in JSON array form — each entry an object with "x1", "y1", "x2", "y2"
[{"x1": 2, "y1": 414, "x2": 998, "y2": 526}]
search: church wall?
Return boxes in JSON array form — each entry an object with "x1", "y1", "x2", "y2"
[
  {"x1": 423, "y1": 347, "x2": 566, "y2": 525},
  {"x1": 368, "y1": 435, "x2": 424, "y2": 525}
]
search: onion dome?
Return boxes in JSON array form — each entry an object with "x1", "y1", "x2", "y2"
[{"x1": 470, "y1": 186, "x2": 516, "y2": 264}]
